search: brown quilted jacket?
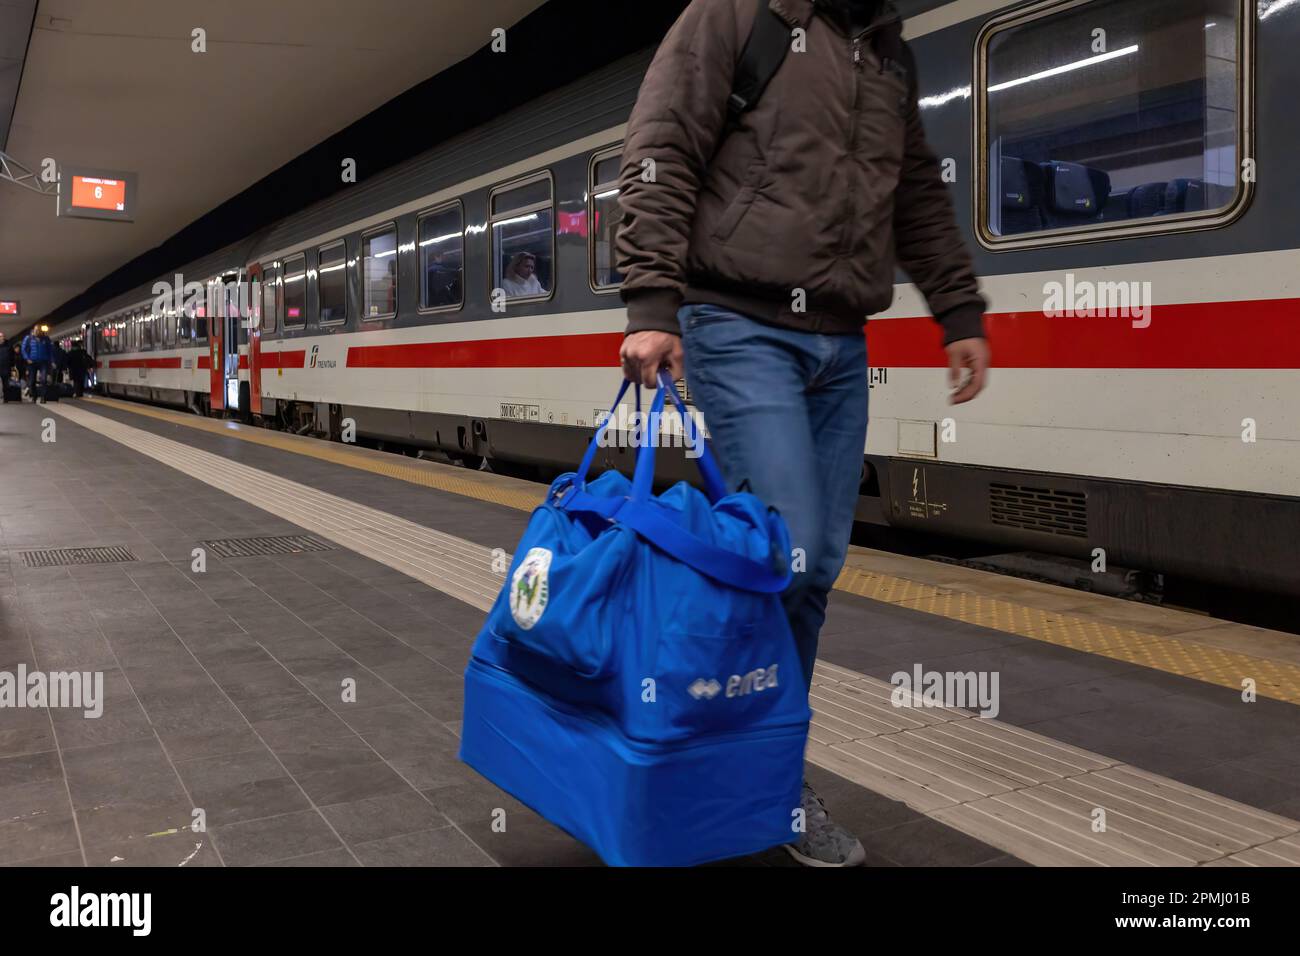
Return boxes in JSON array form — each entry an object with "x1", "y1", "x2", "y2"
[{"x1": 615, "y1": 0, "x2": 986, "y2": 344}]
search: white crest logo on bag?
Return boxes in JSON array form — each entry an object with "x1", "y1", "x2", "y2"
[{"x1": 509, "y1": 547, "x2": 552, "y2": 629}]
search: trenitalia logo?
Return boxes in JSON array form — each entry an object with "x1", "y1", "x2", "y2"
[{"x1": 308, "y1": 345, "x2": 336, "y2": 369}]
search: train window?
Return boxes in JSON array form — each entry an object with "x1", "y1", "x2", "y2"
[
  {"x1": 163, "y1": 309, "x2": 175, "y2": 347},
  {"x1": 317, "y1": 240, "x2": 348, "y2": 325},
  {"x1": 978, "y1": 0, "x2": 1247, "y2": 246},
  {"x1": 178, "y1": 305, "x2": 192, "y2": 343},
  {"x1": 260, "y1": 264, "x2": 279, "y2": 334},
  {"x1": 417, "y1": 203, "x2": 464, "y2": 312},
  {"x1": 141, "y1": 312, "x2": 153, "y2": 350},
  {"x1": 589, "y1": 146, "x2": 624, "y2": 291},
  {"x1": 361, "y1": 225, "x2": 398, "y2": 319},
  {"x1": 282, "y1": 254, "x2": 307, "y2": 329},
  {"x1": 489, "y1": 173, "x2": 554, "y2": 301}
]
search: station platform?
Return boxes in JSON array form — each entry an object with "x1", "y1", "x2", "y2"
[{"x1": 1, "y1": 395, "x2": 1298, "y2": 868}]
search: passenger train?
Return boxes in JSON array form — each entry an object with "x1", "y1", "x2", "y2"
[{"x1": 50, "y1": 0, "x2": 1300, "y2": 597}]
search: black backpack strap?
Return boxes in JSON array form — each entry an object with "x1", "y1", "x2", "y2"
[
  {"x1": 873, "y1": 19, "x2": 919, "y2": 104},
  {"x1": 727, "y1": 0, "x2": 792, "y2": 121}
]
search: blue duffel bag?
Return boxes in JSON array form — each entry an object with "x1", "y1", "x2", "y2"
[{"x1": 459, "y1": 371, "x2": 811, "y2": 867}]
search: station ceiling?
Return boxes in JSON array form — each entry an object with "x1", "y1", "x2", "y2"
[{"x1": 0, "y1": 0, "x2": 547, "y2": 339}]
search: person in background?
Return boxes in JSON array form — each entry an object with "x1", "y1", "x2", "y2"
[
  {"x1": 51, "y1": 339, "x2": 68, "y2": 385},
  {"x1": 0, "y1": 333, "x2": 12, "y2": 402},
  {"x1": 66, "y1": 339, "x2": 93, "y2": 398},
  {"x1": 21, "y1": 325, "x2": 55, "y2": 403}
]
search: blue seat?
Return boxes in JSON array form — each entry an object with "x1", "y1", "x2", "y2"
[
  {"x1": 997, "y1": 155, "x2": 1045, "y2": 235},
  {"x1": 1128, "y1": 181, "x2": 1169, "y2": 219},
  {"x1": 1040, "y1": 161, "x2": 1110, "y2": 229},
  {"x1": 1165, "y1": 178, "x2": 1206, "y2": 214}
]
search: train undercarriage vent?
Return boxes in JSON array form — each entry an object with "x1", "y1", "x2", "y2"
[{"x1": 988, "y1": 483, "x2": 1088, "y2": 538}]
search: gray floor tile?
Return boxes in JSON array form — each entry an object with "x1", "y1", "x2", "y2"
[
  {"x1": 350, "y1": 825, "x2": 492, "y2": 867},
  {"x1": 212, "y1": 810, "x2": 342, "y2": 866}
]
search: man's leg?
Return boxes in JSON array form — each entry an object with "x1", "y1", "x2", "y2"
[
  {"x1": 785, "y1": 331, "x2": 869, "y2": 682},
  {"x1": 680, "y1": 305, "x2": 868, "y2": 867},
  {"x1": 679, "y1": 307, "x2": 823, "y2": 613}
]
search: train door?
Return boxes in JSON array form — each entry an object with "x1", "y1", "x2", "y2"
[
  {"x1": 247, "y1": 262, "x2": 270, "y2": 417},
  {"x1": 225, "y1": 274, "x2": 244, "y2": 413},
  {"x1": 207, "y1": 277, "x2": 225, "y2": 412}
]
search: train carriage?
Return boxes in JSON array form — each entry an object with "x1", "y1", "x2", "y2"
[{"x1": 58, "y1": 0, "x2": 1300, "y2": 596}]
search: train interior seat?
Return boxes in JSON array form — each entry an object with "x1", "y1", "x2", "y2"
[
  {"x1": 1040, "y1": 160, "x2": 1110, "y2": 229},
  {"x1": 995, "y1": 153, "x2": 1218, "y2": 233},
  {"x1": 998, "y1": 156, "x2": 1045, "y2": 235},
  {"x1": 1165, "y1": 177, "x2": 1207, "y2": 214},
  {"x1": 1127, "y1": 181, "x2": 1169, "y2": 219}
]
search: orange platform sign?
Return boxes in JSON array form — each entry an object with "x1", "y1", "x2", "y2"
[{"x1": 70, "y1": 175, "x2": 127, "y2": 212}]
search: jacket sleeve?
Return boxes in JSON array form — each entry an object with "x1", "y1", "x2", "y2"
[
  {"x1": 21, "y1": 337, "x2": 31, "y2": 361},
  {"x1": 892, "y1": 94, "x2": 987, "y2": 345},
  {"x1": 615, "y1": 0, "x2": 744, "y2": 336}
]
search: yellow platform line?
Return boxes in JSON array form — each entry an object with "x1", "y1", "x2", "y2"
[
  {"x1": 84, "y1": 397, "x2": 1300, "y2": 705},
  {"x1": 85, "y1": 397, "x2": 547, "y2": 514},
  {"x1": 833, "y1": 566, "x2": 1300, "y2": 704}
]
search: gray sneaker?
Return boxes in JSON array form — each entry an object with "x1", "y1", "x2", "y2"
[{"x1": 784, "y1": 782, "x2": 867, "y2": 867}]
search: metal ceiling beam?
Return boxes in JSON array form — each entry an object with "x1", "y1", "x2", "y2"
[{"x1": 0, "y1": 148, "x2": 57, "y2": 197}]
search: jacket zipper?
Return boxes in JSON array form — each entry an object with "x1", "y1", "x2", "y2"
[
  {"x1": 838, "y1": 17, "x2": 900, "y2": 258},
  {"x1": 839, "y1": 31, "x2": 867, "y2": 256}
]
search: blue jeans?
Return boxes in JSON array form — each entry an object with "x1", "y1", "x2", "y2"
[{"x1": 679, "y1": 304, "x2": 868, "y2": 690}]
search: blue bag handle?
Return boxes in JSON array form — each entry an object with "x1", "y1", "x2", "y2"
[
  {"x1": 571, "y1": 377, "x2": 633, "y2": 490},
  {"x1": 560, "y1": 372, "x2": 791, "y2": 594},
  {"x1": 569, "y1": 370, "x2": 726, "y2": 503},
  {"x1": 630, "y1": 370, "x2": 727, "y2": 503}
]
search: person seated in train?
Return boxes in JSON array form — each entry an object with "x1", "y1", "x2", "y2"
[
  {"x1": 501, "y1": 251, "x2": 545, "y2": 297},
  {"x1": 425, "y1": 250, "x2": 461, "y2": 307}
]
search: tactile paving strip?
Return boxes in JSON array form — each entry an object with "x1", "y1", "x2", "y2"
[
  {"x1": 833, "y1": 567, "x2": 1300, "y2": 706},
  {"x1": 86, "y1": 397, "x2": 548, "y2": 514},
  {"x1": 88, "y1": 397, "x2": 1300, "y2": 706}
]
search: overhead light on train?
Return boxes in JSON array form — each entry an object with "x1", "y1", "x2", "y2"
[
  {"x1": 492, "y1": 213, "x2": 539, "y2": 229},
  {"x1": 419, "y1": 232, "x2": 462, "y2": 247},
  {"x1": 989, "y1": 45, "x2": 1139, "y2": 93}
]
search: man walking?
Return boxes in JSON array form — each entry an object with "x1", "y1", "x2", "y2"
[
  {"x1": 616, "y1": 0, "x2": 989, "y2": 866},
  {"x1": 21, "y1": 325, "x2": 55, "y2": 403}
]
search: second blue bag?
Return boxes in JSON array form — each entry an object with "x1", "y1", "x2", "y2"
[{"x1": 459, "y1": 372, "x2": 811, "y2": 866}]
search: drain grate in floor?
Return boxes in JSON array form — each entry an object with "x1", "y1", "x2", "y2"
[
  {"x1": 201, "y1": 534, "x2": 335, "y2": 558},
  {"x1": 19, "y1": 546, "x2": 138, "y2": 568}
]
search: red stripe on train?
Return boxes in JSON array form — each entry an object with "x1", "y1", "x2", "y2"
[
  {"x1": 871, "y1": 297, "x2": 1300, "y2": 368},
  {"x1": 340, "y1": 299, "x2": 1299, "y2": 371},
  {"x1": 346, "y1": 333, "x2": 624, "y2": 369},
  {"x1": 106, "y1": 357, "x2": 183, "y2": 370},
  {"x1": 261, "y1": 350, "x2": 306, "y2": 369}
]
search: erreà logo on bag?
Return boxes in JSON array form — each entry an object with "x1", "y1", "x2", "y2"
[
  {"x1": 509, "y1": 547, "x2": 552, "y2": 629},
  {"x1": 688, "y1": 666, "x2": 779, "y2": 700}
]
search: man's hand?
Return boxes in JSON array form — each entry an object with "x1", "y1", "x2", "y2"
[
  {"x1": 945, "y1": 337, "x2": 990, "y2": 404},
  {"x1": 620, "y1": 330, "x2": 684, "y2": 388}
]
